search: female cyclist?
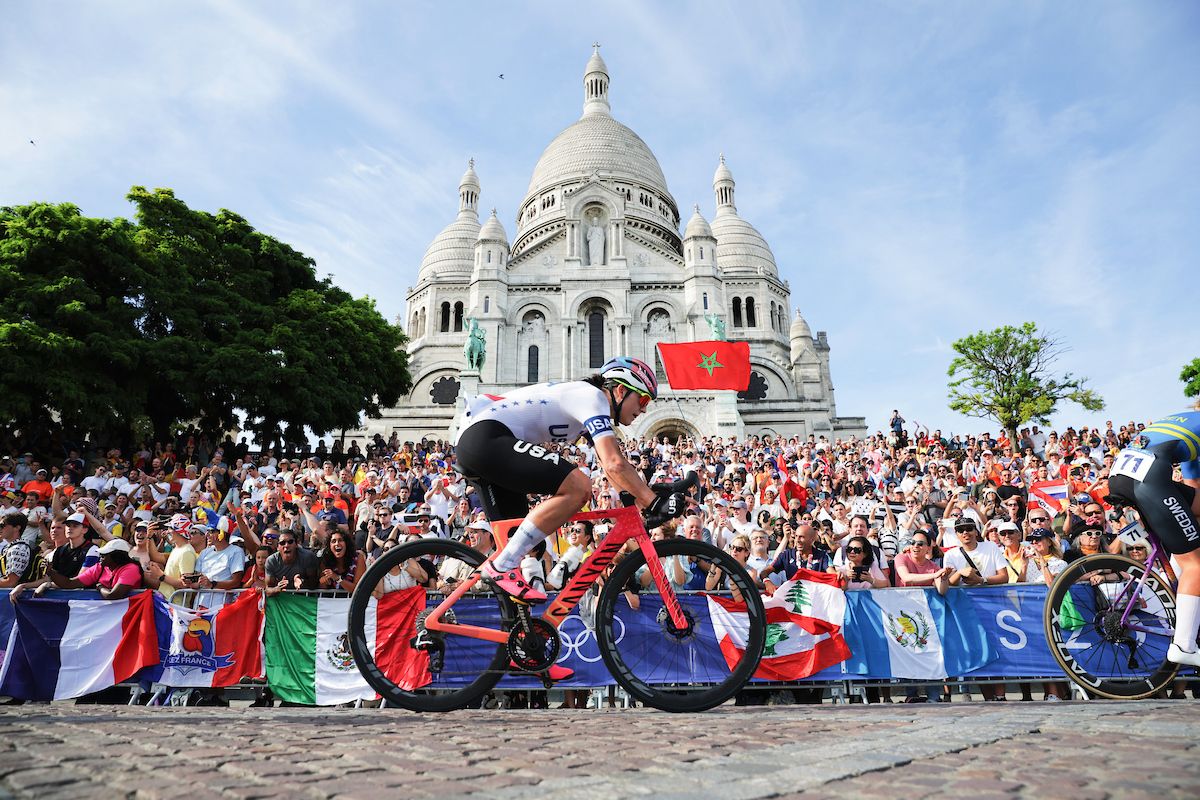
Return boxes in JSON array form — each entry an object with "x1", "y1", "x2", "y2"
[{"x1": 453, "y1": 356, "x2": 687, "y2": 603}]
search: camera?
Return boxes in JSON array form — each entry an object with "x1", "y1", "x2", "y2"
[
  {"x1": 851, "y1": 565, "x2": 866, "y2": 581},
  {"x1": 182, "y1": 573, "x2": 200, "y2": 584}
]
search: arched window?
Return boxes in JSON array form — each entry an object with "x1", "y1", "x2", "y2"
[
  {"x1": 746, "y1": 297, "x2": 757, "y2": 328},
  {"x1": 483, "y1": 296, "x2": 490, "y2": 313},
  {"x1": 732, "y1": 297, "x2": 743, "y2": 328},
  {"x1": 527, "y1": 345, "x2": 539, "y2": 383},
  {"x1": 588, "y1": 310, "x2": 605, "y2": 368},
  {"x1": 439, "y1": 302, "x2": 451, "y2": 333},
  {"x1": 418, "y1": 308, "x2": 426, "y2": 337},
  {"x1": 702, "y1": 292, "x2": 709, "y2": 310},
  {"x1": 699, "y1": 246, "x2": 704, "y2": 259},
  {"x1": 453, "y1": 302, "x2": 464, "y2": 332}
]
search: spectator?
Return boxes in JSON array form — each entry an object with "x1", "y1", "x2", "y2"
[
  {"x1": 318, "y1": 530, "x2": 365, "y2": 593},
  {"x1": 265, "y1": 532, "x2": 320, "y2": 594},
  {"x1": 193, "y1": 524, "x2": 246, "y2": 607},
  {"x1": 831, "y1": 534, "x2": 888, "y2": 590},
  {"x1": 762, "y1": 522, "x2": 829, "y2": 594},
  {"x1": 152, "y1": 522, "x2": 207, "y2": 602},
  {"x1": 1063, "y1": 523, "x2": 1105, "y2": 563},
  {"x1": 893, "y1": 532, "x2": 951, "y2": 595},
  {"x1": 439, "y1": 519, "x2": 493, "y2": 590},
  {"x1": 944, "y1": 519, "x2": 1007, "y2": 587},
  {"x1": 39, "y1": 539, "x2": 142, "y2": 601},
  {"x1": 370, "y1": 539, "x2": 430, "y2": 596},
  {"x1": 0, "y1": 511, "x2": 39, "y2": 589}
]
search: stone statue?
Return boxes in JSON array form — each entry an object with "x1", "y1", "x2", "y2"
[
  {"x1": 705, "y1": 313, "x2": 727, "y2": 341},
  {"x1": 463, "y1": 318, "x2": 486, "y2": 371},
  {"x1": 585, "y1": 211, "x2": 605, "y2": 266}
]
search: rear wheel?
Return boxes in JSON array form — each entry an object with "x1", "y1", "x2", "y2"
[
  {"x1": 1043, "y1": 553, "x2": 1179, "y2": 700},
  {"x1": 347, "y1": 539, "x2": 514, "y2": 712},
  {"x1": 597, "y1": 539, "x2": 765, "y2": 712}
]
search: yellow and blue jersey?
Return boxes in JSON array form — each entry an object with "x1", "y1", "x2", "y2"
[{"x1": 1137, "y1": 411, "x2": 1200, "y2": 480}]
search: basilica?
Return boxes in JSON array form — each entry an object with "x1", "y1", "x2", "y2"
[{"x1": 360, "y1": 48, "x2": 865, "y2": 443}]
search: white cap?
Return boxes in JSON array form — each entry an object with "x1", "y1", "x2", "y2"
[
  {"x1": 65, "y1": 512, "x2": 87, "y2": 525},
  {"x1": 98, "y1": 538, "x2": 131, "y2": 555},
  {"x1": 465, "y1": 519, "x2": 492, "y2": 533}
]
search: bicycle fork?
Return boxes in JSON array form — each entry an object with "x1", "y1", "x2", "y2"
[{"x1": 637, "y1": 537, "x2": 690, "y2": 630}]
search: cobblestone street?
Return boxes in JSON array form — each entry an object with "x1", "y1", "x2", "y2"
[{"x1": 0, "y1": 700, "x2": 1196, "y2": 799}]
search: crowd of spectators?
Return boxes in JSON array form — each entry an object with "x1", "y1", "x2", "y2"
[{"x1": 0, "y1": 414, "x2": 1181, "y2": 703}]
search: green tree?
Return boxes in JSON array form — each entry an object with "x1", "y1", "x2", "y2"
[
  {"x1": 1182, "y1": 358, "x2": 1200, "y2": 399},
  {"x1": 947, "y1": 322, "x2": 1104, "y2": 443},
  {"x1": 0, "y1": 188, "x2": 410, "y2": 451}
]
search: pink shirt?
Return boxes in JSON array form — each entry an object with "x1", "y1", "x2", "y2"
[
  {"x1": 76, "y1": 562, "x2": 143, "y2": 590},
  {"x1": 894, "y1": 552, "x2": 941, "y2": 586}
]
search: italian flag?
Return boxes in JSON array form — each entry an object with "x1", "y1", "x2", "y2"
[
  {"x1": 263, "y1": 588, "x2": 428, "y2": 705},
  {"x1": 708, "y1": 569, "x2": 850, "y2": 681}
]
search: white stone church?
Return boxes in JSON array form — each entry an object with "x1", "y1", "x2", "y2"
[{"x1": 359, "y1": 48, "x2": 864, "y2": 443}]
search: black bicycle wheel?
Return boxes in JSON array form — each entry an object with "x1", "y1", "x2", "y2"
[
  {"x1": 597, "y1": 539, "x2": 765, "y2": 712},
  {"x1": 347, "y1": 539, "x2": 513, "y2": 712},
  {"x1": 1043, "y1": 553, "x2": 1178, "y2": 700}
]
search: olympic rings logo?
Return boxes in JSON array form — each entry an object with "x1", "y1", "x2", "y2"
[{"x1": 555, "y1": 614, "x2": 625, "y2": 664}]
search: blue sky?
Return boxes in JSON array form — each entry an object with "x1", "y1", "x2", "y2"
[{"x1": 3, "y1": 1, "x2": 1197, "y2": 438}]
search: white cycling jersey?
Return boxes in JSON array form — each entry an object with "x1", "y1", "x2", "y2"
[{"x1": 455, "y1": 381, "x2": 615, "y2": 445}]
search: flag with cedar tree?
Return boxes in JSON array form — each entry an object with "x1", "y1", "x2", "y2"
[
  {"x1": 656, "y1": 341, "x2": 751, "y2": 391},
  {"x1": 707, "y1": 569, "x2": 850, "y2": 681}
]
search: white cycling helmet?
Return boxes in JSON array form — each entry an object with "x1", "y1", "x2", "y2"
[{"x1": 599, "y1": 356, "x2": 659, "y2": 400}]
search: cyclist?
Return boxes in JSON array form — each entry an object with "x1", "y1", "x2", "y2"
[
  {"x1": 453, "y1": 356, "x2": 688, "y2": 604},
  {"x1": 1106, "y1": 406, "x2": 1200, "y2": 666}
]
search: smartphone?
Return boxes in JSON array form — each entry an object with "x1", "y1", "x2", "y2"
[{"x1": 182, "y1": 573, "x2": 200, "y2": 584}]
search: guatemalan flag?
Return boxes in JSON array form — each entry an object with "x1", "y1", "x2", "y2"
[
  {"x1": 0, "y1": 591, "x2": 164, "y2": 700},
  {"x1": 841, "y1": 588, "x2": 996, "y2": 679}
]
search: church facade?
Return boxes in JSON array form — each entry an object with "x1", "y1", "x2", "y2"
[{"x1": 359, "y1": 49, "x2": 865, "y2": 444}]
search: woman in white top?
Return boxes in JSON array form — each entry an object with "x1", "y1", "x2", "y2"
[{"x1": 371, "y1": 540, "x2": 429, "y2": 597}]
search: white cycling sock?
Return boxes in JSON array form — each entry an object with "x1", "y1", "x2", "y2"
[
  {"x1": 491, "y1": 519, "x2": 547, "y2": 572},
  {"x1": 1173, "y1": 593, "x2": 1200, "y2": 651}
]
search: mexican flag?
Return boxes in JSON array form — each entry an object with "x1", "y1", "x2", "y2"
[
  {"x1": 708, "y1": 569, "x2": 850, "y2": 681},
  {"x1": 263, "y1": 588, "x2": 428, "y2": 705},
  {"x1": 159, "y1": 589, "x2": 263, "y2": 688},
  {"x1": 656, "y1": 341, "x2": 752, "y2": 391}
]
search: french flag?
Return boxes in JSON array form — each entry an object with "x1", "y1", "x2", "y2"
[{"x1": 0, "y1": 591, "x2": 163, "y2": 700}]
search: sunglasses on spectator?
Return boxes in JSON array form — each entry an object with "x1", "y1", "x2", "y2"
[
  {"x1": 278, "y1": 539, "x2": 296, "y2": 546},
  {"x1": 910, "y1": 540, "x2": 929, "y2": 547},
  {"x1": 1129, "y1": 545, "x2": 1147, "y2": 551},
  {"x1": 729, "y1": 545, "x2": 747, "y2": 553},
  {"x1": 846, "y1": 547, "x2": 864, "y2": 554},
  {"x1": 1084, "y1": 511, "x2": 1103, "y2": 517}
]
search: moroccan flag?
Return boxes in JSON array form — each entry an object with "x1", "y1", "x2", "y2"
[
  {"x1": 263, "y1": 588, "x2": 427, "y2": 705},
  {"x1": 708, "y1": 569, "x2": 851, "y2": 681},
  {"x1": 657, "y1": 341, "x2": 751, "y2": 391}
]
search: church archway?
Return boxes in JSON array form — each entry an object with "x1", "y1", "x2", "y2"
[{"x1": 645, "y1": 418, "x2": 700, "y2": 443}]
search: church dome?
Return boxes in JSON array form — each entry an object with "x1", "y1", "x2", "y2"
[
  {"x1": 477, "y1": 208, "x2": 508, "y2": 244},
  {"x1": 710, "y1": 155, "x2": 777, "y2": 277},
  {"x1": 711, "y1": 212, "x2": 777, "y2": 276},
  {"x1": 419, "y1": 215, "x2": 480, "y2": 279},
  {"x1": 526, "y1": 113, "x2": 672, "y2": 201},
  {"x1": 418, "y1": 160, "x2": 482, "y2": 281},
  {"x1": 683, "y1": 205, "x2": 713, "y2": 239},
  {"x1": 789, "y1": 308, "x2": 813, "y2": 340}
]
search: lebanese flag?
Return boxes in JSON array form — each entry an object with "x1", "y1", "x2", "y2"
[
  {"x1": 0, "y1": 591, "x2": 163, "y2": 700},
  {"x1": 158, "y1": 589, "x2": 263, "y2": 688},
  {"x1": 708, "y1": 569, "x2": 850, "y2": 681},
  {"x1": 657, "y1": 341, "x2": 751, "y2": 391}
]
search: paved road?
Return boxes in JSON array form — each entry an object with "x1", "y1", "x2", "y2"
[{"x1": 0, "y1": 701, "x2": 1197, "y2": 799}]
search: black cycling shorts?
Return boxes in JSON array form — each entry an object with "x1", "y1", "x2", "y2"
[
  {"x1": 1108, "y1": 442, "x2": 1200, "y2": 555},
  {"x1": 454, "y1": 420, "x2": 577, "y2": 522}
]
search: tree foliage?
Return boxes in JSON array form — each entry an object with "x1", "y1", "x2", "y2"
[
  {"x1": 0, "y1": 188, "x2": 410, "y2": 449},
  {"x1": 947, "y1": 322, "x2": 1103, "y2": 440},
  {"x1": 1182, "y1": 358, "x2": 1200, "y2": 399}
]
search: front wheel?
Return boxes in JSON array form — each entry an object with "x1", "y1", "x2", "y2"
[
  {"x1": 1043, "y1": 553, "x2": 1179, "y2": 700},
  {"x1": 597, "y1": 539, "x2": 765, "y2": 712},
  {"x1": 347, "y1": 538, "x2": 514, "y2": 712}
]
